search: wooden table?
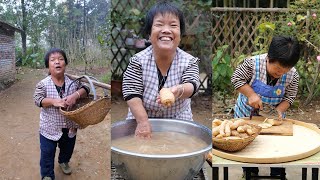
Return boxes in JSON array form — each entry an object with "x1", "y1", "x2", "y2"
[
  {"x1": 212, "y1": 151, "x2": 320, "y2": 180},
  {"x1": 212, "y1": 119, "x2": 320, "y2": 180}
]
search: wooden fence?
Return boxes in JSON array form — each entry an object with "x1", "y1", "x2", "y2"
[{"x1": 212, "y1": 7, "x2": 289, "y2": 61}]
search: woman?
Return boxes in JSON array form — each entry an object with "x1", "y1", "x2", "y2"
[
  {"x1": 231, "y1": 36, "x2": 300, "y2": 178},
  {"x1": 33, "y1": 48, "x2": 89, "y2": 180},
  {"x1": 122, "y1": 1, "x2": 200, "y2": 139}
]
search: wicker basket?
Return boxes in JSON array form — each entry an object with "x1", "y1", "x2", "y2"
[
  {"x1": 60, "y1": 75, "x2": 111, "y2": 128},
  {"x1": 212, "y1": 124, "x2": 262, "y2": 152}
]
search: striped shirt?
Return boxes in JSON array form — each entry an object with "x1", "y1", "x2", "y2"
[
  {"x1": 33, "y1": 75, "x2": 88, "y2": 141},
  {"x1": 231, "y1": 53, "x2": 299, "y2": 105},
  {"x1": 122, "y1": 46, "x2": 200, "y2": 120}
]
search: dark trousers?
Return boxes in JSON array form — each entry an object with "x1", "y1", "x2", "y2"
[
  {"x1": 40, "y1": 128, "x2": 76, "y2": 179},
  {"x1": 243, "y1": 167, "x2": 286, "y2": 176}
]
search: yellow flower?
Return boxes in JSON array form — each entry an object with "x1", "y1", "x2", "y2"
[{"x1": 275, "y1": 89, "x2": 282, "y2": 96}]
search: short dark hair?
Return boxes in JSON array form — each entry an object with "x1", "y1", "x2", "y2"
[
  {"x1": 44, "y1": 48, "x2": 68, "y2": 68},
  {"x1": 143, "y1": 1, "x2": 185, "y2": 37},
  {"x1": 268, "y1": 36, "x2": 300, "y2": 68}
]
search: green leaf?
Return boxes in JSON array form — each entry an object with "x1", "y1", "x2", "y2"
[
  {"x1": 297, "y1": 14, "x2": 306, "y2": 22},
  {"x1": 130, "y1": 8, "x2": 141, "y2": 16},
  {"x1": 258, "y1": 22, "x2": 275, "y2": 33},
  {"x1": 212, "y1": 58, "x2": 219, "y2": 67},
  {"x1": 219, "y1": 64, "x2": 227, "y2": 77},
  {"x1": 224, "y1": 54, "x2": 231, "y2": 64},
  {"x1": 221, "y1": 45, "x2": 229, "y2": 50},
  {"x1": 215, "y1": 50, "x2": 223, "y2": 61}
]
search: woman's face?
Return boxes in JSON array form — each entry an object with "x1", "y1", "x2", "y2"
[
  {"x1": 267, "y1": 59, "x2": 291, "y2": 79},
  {"x1": 48, "y1": 52, "x2": 66, "y2": 77},
  {"x1": 150, "y1": 13, "x2": 181, "y2": 52}
]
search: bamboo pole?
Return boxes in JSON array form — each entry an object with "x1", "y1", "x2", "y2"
[{"x1": 65, "y1": 73, "x2": 111, "y2": 90}]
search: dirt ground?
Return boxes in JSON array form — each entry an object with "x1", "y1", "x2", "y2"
[{"x1": 0, "y1": 67, "x2": 110, "y2": 180}]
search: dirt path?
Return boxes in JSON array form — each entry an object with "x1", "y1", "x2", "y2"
[{"x1": 0, "y1": 68, "x2": 110, "y2": 180}]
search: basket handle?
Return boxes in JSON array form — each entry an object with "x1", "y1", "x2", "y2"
[
  {"x1": 66, "y1": 75, "x2": 97, "y2": 100},
  {"x1": 84, "y1": 75, "x2": 108, "y2": 96}
]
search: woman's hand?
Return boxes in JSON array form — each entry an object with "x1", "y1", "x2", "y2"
[
  {"x1": 248, "y1": 93, "x2": 263, "y2": 110},
  {"x1": 171, "y1": 85, "x2": 181, "y2": 99},
  {"x1": 275, "y1": 107, "x2": 284, "y2": 120},
  {"x1": 135, "y1": 121, "x2": 152, "y2": 139},
  {"x1": 156, "y1": 85, "x2": 183, "y2": 105},
  {"x1": 64, "y1": 92, "x2": 79, "y2": 107},
  {"x1": 52, "y1": 98, "x2": 67, "y2": 108}
]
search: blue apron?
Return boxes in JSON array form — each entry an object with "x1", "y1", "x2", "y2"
[{"x1": 234, "y1": 55, "x2": 286, "y2": 118}]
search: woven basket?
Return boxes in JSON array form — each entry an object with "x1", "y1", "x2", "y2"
[
  {"x1": 212, "y1": 124, "x2": 262, "y2": 152},
  {"x1": 60, "y1": 75, "x2": 111, "y2": 128}
]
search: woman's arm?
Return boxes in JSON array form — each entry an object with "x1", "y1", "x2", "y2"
[
  {"x1": 127, "y1": 97, "x2": 151, "y2": 138},
  {"x1": 33, "y1": 81, "x2": 66, "y2": 108},
  {"x1": 276, "y1": 71, "x2": 299, "y2": 118},
  {"x1": 231, "y1": 58, "x2": 263, "y2": 109},
  {"x1": 179, "y1": 57, "x2": 200, "y2": 98},
  {"x1": 122, "y1": 56, "x2": 151, "y2": 138},
  {"x1": 237, "y1": 84, "x2": 262, "y2": 109},
  {"x1": 64, "y1": 88, "x2": 87, "y2": 107}
]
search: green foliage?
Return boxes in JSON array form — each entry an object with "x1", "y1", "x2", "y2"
[
  {"x1": 101, "y1": 71, "x2": 112, "y2": 84},
  {"x1": 110, "y1": 5, "x2": 146, "y2": 34},
  {"x1": 19, "y1": 48, "x2": 45, "y2": 68},
  {"x1": 254, "y1": 22, "x2": 275, "y2": 52},
  {"x1": 272, "y1": 1, "x2": 320, "y2": 105},
  {"x1": 1, "y1": 0, "x2": 108, "y2": 69},
  {"x1": 212, "y1": 45, "x2": 233, "y2": 99},
  {"x1": 178, "y1": 0, "x2": 213, "y2": 76}
]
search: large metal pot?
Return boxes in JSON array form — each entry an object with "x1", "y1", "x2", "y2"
[{"x1": 111, "y1": 118, "x2": 212, "y2": 180}]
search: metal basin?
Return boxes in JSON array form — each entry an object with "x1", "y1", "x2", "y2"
[{"x1": 111, "y1": 118, "x2": 212, "y2": 180}]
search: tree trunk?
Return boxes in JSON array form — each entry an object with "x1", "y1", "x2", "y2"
[
  {"x1": 21, "y1": 0, "x2": 27, "y2": 57},
  {"x1": 83, "y1": 0, "x2": 87, "y2": 73}
]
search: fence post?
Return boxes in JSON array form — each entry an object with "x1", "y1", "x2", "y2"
[{"x1": 270, "y1": 0, "x2": 274, "y2": 8}]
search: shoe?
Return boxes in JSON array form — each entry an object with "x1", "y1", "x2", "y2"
[
  {"x1": 43, "y1": 177, "x2": 52, "y2": 180},
  {"x1": 59, "y1": 162, "x2": 72, "y2": 175}
]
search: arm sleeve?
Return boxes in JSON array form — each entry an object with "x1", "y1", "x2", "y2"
[
  {"x1": 122, "y1": 56, "x2": 144, "y2": 101},
  {"x1": 231, "y1": 58, "x2": 254, "y2": 89},
  {"x1": 33, "y1": 81, "x2": 46, "y2": 107},
  {"x1": 181, "y1": 57, "x2": 200, "y2": 98},
  {"x1": 282, "y1": 72, "x2": 299, "y2": 105}
]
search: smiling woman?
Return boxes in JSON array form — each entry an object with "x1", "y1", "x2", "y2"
[{"x1": 121, "y1": 1, "x2": 200, "y2": 139}]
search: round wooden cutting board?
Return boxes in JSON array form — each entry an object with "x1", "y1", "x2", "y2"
[{"x1": 212, "y1": 118, "x2": 320, "y2": 163}]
